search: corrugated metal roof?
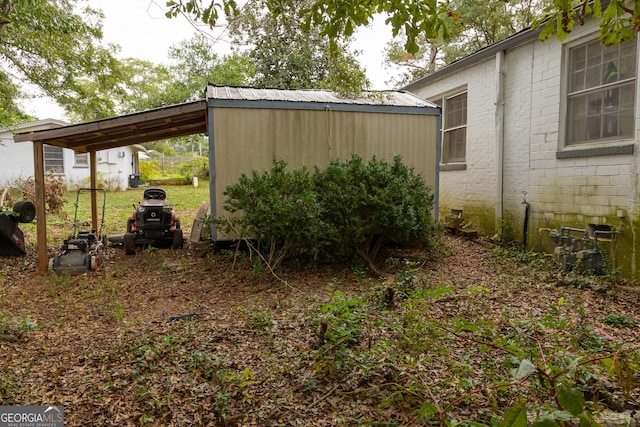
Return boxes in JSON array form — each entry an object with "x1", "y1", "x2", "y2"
[{"x1": 206, "y1": 85, "x2": 438, "y2": 108}]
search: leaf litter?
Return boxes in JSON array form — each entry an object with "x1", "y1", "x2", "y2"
[{"x1": 0, "y1": 234, "x2": 638, "y2": 426}]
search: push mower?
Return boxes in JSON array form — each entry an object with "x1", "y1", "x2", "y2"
[{"x1": 49, "y1": 188, "x2": 107, "y2": 275}]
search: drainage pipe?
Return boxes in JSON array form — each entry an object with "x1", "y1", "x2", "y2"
[
  {"x1": 495, "y1": 50, "x2": 505, "y2": 234},
  {"x1": 522, "y1": 202, "x2": 530, "y2": 248}
]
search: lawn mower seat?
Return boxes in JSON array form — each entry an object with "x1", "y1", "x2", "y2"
[{"x1": 143, "y1": 188, "x2": 166, "y2": 201}]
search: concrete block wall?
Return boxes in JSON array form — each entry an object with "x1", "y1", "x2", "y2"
[
  {"x1": 412, "y1": 58, "x2": 498, "y2": 231},
  {"x1": 408, "y1": 18, "x2": 640, "y2": 278}
]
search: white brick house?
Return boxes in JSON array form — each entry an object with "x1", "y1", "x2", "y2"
[
  {"x1": 1, "y1": 119, "x2": 145, "y2": 190},
  {"x1": 404, "y1": 19, "x2": 640, "y2": 280}
]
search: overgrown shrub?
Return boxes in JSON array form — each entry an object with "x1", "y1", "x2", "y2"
[
  {"x1": 218, "y1": 159, "x2": 324, "y2": 268},
  {"x1": 179, "y1": 156, "x2": 209, "y2": 181},
  {"x1": 19, "y1": 172, "x2": 66, "y2": 214},
  {"x1": 138, "y1": 160, "x2": 161, "y2": 183},
  {"x1": 314, "y1": 155, "x2": 435, "y2": 264},
  {"x1": 216, "y1": 155, "x2": 436, "y2": 271}
]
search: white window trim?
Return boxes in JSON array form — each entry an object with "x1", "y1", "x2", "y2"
[
  {"x1": 434, "y1": 89, "x2": 468, "y2": 165},
  {"x1": 559, "y1": 35, "x2": 637, "y2": 155}
]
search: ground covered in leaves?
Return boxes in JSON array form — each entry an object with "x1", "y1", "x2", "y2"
[{"x1": 1, "y1": 234, "x2": 639, "y2": 426}]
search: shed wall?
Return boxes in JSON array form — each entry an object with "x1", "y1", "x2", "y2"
[{"x1": 211, "y1": 107, "x2": 437, "y2": 228}]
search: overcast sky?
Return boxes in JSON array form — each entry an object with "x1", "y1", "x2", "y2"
[{"x1": 23, "y1": 0, "x2": 397, "y2": 121}]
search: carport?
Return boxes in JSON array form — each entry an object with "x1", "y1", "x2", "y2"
[
  {"x1": 14, "y1": 85, "x2": 441, "y2": 274},
  {"x1": 13, "y1": 100, "x2": 207, "y2": 273}
]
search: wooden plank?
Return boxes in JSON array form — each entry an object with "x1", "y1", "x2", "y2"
[{"x1": 189, "y1": 202, "x2": 210, "y2": 242}]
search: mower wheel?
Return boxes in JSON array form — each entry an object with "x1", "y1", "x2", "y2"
[
  {"x1": 123, "y1": 232, "x2": 136, "y2": 255},
  {"x1": 126, "y1": 218, "x2": 134, "y2": 233},
  {"x1": 90, "y1": 255, "x2": 98, "y2": 271},
  {"x1": 172, "y1": 228, "x2": 183, "y2": 250},
  {"x1": 13, "y1": 201, "x2": 36, "y2": 223},
  {"x1": 48, "y1": 257, "x2": 54, "y2": 271}
]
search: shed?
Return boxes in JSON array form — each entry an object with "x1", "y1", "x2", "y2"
[{"x1": 13, "y1": 85, "x2": 441, "y2": 273}]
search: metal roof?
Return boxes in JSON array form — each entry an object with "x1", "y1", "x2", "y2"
[
  {"x1": 13, "y1": 86, "x2": 438, "y2": 153},
  {"x1": 207, "y1": 85, "x2": 438, "y2": 109},
  {"x1": 13, "y1": 100, "x2": 207, "y2": 153}
]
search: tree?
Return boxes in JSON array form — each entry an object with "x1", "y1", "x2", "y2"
[
  {"x1": 113, "y1": 33, "x2": 255, "y2": 156},
  {"x1": 227, "y1": 0, "x2": 369, "y2": 93},
  {"x1": 120, "y1": 34, "x2": 255, "y2": 114},
  {"x1": 383, "y1": 0, "x2": 550, "y2": 87},
  {"x1": 0, "y1": 0, "x2": 128, "y2": 123},
  {"x1": 167, "y1": 33, "x2": 254, "y2": 98},
  {"x1": 166, "y1": 0, "x2": 640, "y2": 56}
]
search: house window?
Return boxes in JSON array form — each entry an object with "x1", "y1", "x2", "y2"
[
  {"x1": 74, "y1": 152, "x2": 89, "y2": 167},
  {"x1": 44, "y1": 145, "x2": 64, "y2": 174},
  {"x1": 566, "y1": 38, "x2": 636, "y2": 145},
  {"x1": 440, "y1": 91, "x2": 467, "y2": 163}
]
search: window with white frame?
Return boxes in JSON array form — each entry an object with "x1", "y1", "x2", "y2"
[
  {"x1": 566, "y1": 38, "x2": 636, "y2": 145},
  {"x1": 437, "y1": 91, "x2": 468, "y2": 163},
  {"x1": 43, "y1": 145, "x2": 64, "y2": 174},
  {"x1": 74, "y1": 152, "x2": 89, "y2": 167}
]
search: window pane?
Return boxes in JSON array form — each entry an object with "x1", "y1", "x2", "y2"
[
  {"x1": 441, "y1": 92, "x2": 467, "y2": 163},
  {"x1": 443, "y1": 128, "x2": 466, "y2": 163},
  {"x1": 566, "y1": 38, "x2": 636, "y2": 145},
  {"x1": 619, "y1": 54, "x2": 635, "y2": 79},
  {"x1": 619, "y1": 109, "x2": 634, "y2": 137},
  {"x1": 75, "y1": 153, "x2": 88, "y2": 166},
  {"x1": 44, "y1": 145, "x2": 64, "y2": 174}
]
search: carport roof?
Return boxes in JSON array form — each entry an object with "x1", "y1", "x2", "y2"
[
  {"x1": 13, "y1": 86, "x2": 438, "y2": 154},
  {"x1": 13, "y1": 100, "x2": 207, "y2": 153}
]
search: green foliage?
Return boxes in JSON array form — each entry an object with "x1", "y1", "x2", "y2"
[
  {"x1": 384, "y1": 0, "x2": 548, "y2": 87},
  {"x1": 227, "y1": 0, "x2": 369, "y2": 94},
  {"x1": 314, "y1": 155, "x2": 436, "y2": 263},
  {"x1": 0, "y1": 311, "x2": 38, "y2": 337},
  {"x1": 219, "y1": 159, "x2": 324, "y2": 269},
  {"x1": 0, "y1": 0, "x2": 128, "y2": 123},
  {"x1": 167, "y1": 0, "x2": 637, "y2": 59},
  {"x1": 179, "y1": 156, "x2": 209, "y2": 181},
  {"x1": 601, "y1": 312, "x2": 637, "y2": 327},
  {"x1": 119, "y1": 34, "x2": 254, "y2": 114},
  {"x1": 0, "y1": 374, "x2": 22, "y2": 405},
  {"x1": 498, "y1": 210, "x2": 518, "y2": 245},
  {"x1": 138, "y1": 160, "x2": 161, "y2": 184},
  {"x1": 216, "y1": 155, "x2": 436, "y2": 271},
  {"x1": 319, "y1": 292, "x2": 367, "y2": 348}
]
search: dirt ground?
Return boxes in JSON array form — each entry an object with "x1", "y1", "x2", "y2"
[{"x1": 1, "y1": 233, "x2": 639, "y2": 426}]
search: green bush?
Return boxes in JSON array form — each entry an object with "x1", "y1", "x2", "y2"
[
  {"x1": 218, "y1": 159, "x2": 324, "y2": 268},
  {"x1": 179, "y1": 156, "x2": 209, "y2": 181},
  {"x1": 314, "y1": 154, "x2": 435, "y2": 263},
  {"x1": 138, "y1": 160, "x2": 161, "y2": 183},
  {"x1": 216, "y1": 155, "x2": 436, "y2": 270}
]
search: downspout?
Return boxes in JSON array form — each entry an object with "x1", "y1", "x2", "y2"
[
  {"x1": 495, "y1": 51, "x2": 505, "y2": 235},
  {"x1": 435, "y1": 113, "x2": 442, "y2": 224},
  {"x1": 206, "y1": 101, "x2": 217, "y2": 241}
]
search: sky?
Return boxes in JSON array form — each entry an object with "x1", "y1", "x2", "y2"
[{"x1": 24, "y1": 0, "x2": 398, "y2": 121}]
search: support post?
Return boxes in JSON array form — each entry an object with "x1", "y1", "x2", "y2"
[
  {"x1": 90, "y1": 151, "x2": 98, "y2": 232},
  {"x1": 33, "y1": 142, "x2": 48, "y2": 274}
]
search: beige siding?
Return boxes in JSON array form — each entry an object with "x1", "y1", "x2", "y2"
[{"x1": 212, "y1": 107, "x2": 437, "y2": 226}]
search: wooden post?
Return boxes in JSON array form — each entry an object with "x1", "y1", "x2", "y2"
[
  {"x1": 89, "y1": 151, "x2": 98, "y2": 232},
  {"x1": 33, "y1": 142, "x2": 48, "y2": 274}
]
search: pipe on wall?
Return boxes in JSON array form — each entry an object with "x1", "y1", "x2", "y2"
[{"x1": 495, "y1": 51, "x2": 505, "y2": 233}]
